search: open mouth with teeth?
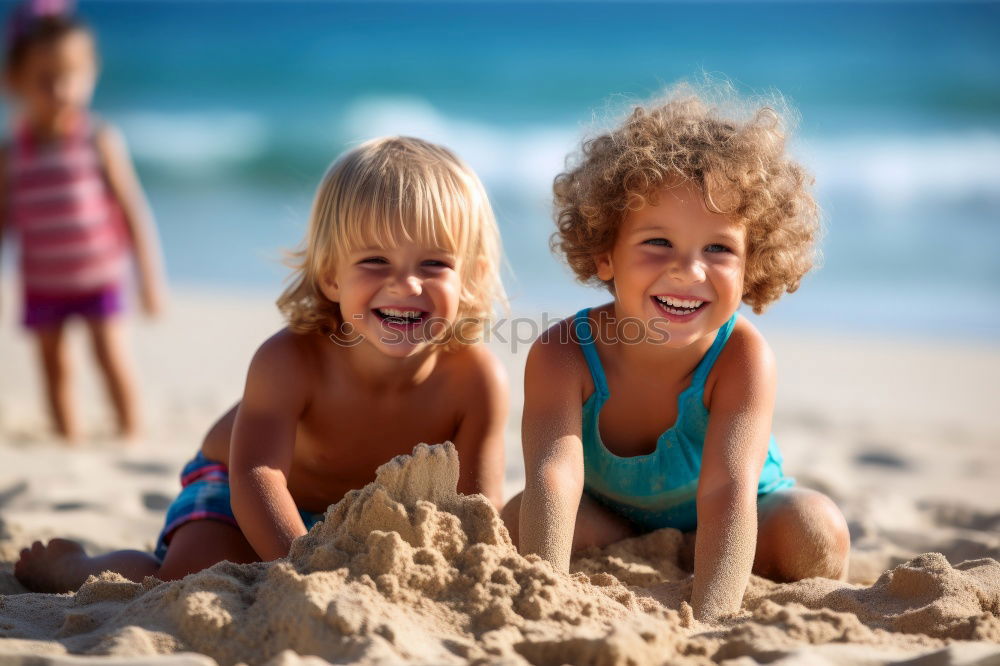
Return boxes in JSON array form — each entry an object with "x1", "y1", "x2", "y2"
[
  {"x1": 652, "y1": 295, "x2": 708, "y2": 318},
  {"x1": 373, "y1": 307, "x2": 428, "y2": 328}
]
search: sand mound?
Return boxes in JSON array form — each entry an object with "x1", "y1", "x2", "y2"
[{"x1": 1, "y1": 443, "x2": 998, "y2": 665}]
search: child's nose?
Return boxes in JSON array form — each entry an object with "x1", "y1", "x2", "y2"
[
  {"x1": 50, "y1": 78, "x2": 73, "y2": 105},
  {"x1": 668, "y1": 254, "x2": 706, "y2": 283},
  {"x1": 388, "y1": 271, "x2": 422, "y2": 296}
]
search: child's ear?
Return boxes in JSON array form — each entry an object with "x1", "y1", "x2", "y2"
[
  {"x1": 594, "y1": 252, "x2": 614, "y2": 282},
  {"x1": 318, "y1": 271, "x2": 340, "y2": 302}
]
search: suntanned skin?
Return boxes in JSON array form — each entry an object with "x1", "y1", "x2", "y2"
[
  {"x1": 14, "y1": 328, "x2": 507, "y2": 592},
  {"x1": 223, "y1": 326, "x2": 507, "y2": 560},
  {"x1": 504, "y1": 308, "x2": 850, "y2": 621},
  {"x1": 16, "y1": 234, "x2": 508, "y2": 592},
  {"x1": 504, "y1": 183, "x2": 850, "y2": 622},
  {"x1": 204, "y1": 344, "x2": 505, "y2": 516}
]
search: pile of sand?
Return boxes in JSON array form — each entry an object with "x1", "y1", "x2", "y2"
[{"x1": 0, "y1": 443, "x2": 998, "y2": 665}]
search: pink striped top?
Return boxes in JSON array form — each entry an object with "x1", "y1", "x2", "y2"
[{"x1": 6, "y1": 115, "x2": 128, "y2": 297}]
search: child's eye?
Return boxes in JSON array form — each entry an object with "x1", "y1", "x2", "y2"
[
  {"x1": 359, "y1": 256, "x2": 388, "y2": 265},
  {"x1": 422, "y1": 260, "x2": 453, "y2": 269},
  {"x1": 705, "y1": 244, "x2": 732, "y2": 254},
  {"x1": 643, "y1": 238, "x2": 671, "y2": 247}
]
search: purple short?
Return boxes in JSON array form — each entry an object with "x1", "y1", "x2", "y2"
[{"x1": 23, "y1": 285, "x2": 124, "y2": 329}]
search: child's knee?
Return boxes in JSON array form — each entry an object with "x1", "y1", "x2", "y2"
[
  {"x1": 804, "y1": 493, "x2": 851, "y2": 575},
  {"x1": 572, "y1": 493, "x2": 636, "y2": 551},
  {"x1": 763, "y1": 489, "x2": 850, "y2": 581},
  {"x1": 500, "y1": 493, "x2": 522, "y2": 547}
]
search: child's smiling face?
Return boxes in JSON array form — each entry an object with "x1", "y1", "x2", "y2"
[
  {"x1": 8, "y1": 29, "x2": 97, "y2": 131},
  {"x1": 321, "y1": 242, "x2": 463, "y2": 358},
  {"x1": 595, "y1": 181, "x2": 746, "y2": 349}
]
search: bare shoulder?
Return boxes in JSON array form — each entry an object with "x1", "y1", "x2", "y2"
[
  {"x1": 526, "y1": 312, "x2": 592, "y2": 401},
  {"x1": 721, "y1": 316, "x2": 774, "y2": 365},
  {"x1": 254, "y1": 326, "x2": 314, "y2": 361},
  {"x1": 248, "y1": 327, "x2": 322, "y2": 390},
  {"x1": 706, "y1": 315, "x2": 776, "y2": 404},
  {"x1": 530, "y1": 315, "x2": 580, "y2": 365},
  {"x1": 444, "y1": 342, "x2": 508, "y2": 400}
]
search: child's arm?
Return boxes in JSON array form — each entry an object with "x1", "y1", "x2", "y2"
[
  {"x1": 691, "y1": 326, "x2": 776, "y2": 621},
  {"x1": 94, "y1": 124, "x2": 167, "y2": 316},
  {"x1": 228, "y1": 331, "x2": 313, "y2": 561},
  {"x1": 518, "y1": 327, "x2": 585, "y2": 572},
  {"x1": 451, "y1": 345, "x2": 508, "y2": 511},
  {"x1": 0, "y1": 147, "x2": 6, "y2": 314}
]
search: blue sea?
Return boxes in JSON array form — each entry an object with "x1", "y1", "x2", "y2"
[{"x1": 4, "y1": 1, "x2": 999, "y2": 339}]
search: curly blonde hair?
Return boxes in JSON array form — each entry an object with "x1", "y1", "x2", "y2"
[
  {"x1": 277, "y1": 136, "x2": 505, "y2": 348},
  {"x1": 553, "y1": 84, "x2": 820, "y2": 313}
]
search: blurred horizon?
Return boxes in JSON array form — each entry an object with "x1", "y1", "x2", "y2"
[{"x1": 2, "y1": 1, "x2": 998, "y2": 340}]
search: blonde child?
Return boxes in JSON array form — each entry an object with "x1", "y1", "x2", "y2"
[
  {"x1": 0, "y1": 0, "x2": 166, "y2": 442},
  {"x1": 502, "y1": 86, "x2": 851, "y2": 621},
  {"x1": 16, "y1": 136, "x2": 509, "y2": 592}
]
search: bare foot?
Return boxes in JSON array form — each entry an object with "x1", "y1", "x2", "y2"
[
  {"x1": 15, "y1": 538, "x2": 93, "y2": 593},
  {"x1": 116, "y1": 427, "x2": 142, "y2": 447},
  {"x1": 60, "y1": 429, "x2": 84, "y2": 446}
]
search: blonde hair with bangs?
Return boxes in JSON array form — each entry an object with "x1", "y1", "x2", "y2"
[{"x1": 278, "y1": 136, "x2": 504, "y2": 347}]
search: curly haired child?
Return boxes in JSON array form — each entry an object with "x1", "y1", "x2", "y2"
[
  {"x1": 502, "y1": 84, "x2": 850, "y2": 622},
  {"x1": 16, "y1": 136, "x2": 509, "y2": 592}
]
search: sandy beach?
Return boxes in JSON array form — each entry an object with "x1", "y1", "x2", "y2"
[{"x1": 0, "y1": 287, "x2": 998, "y2": 665}]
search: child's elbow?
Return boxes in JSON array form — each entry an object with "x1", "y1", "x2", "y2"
[{"x1": 230, "y1": 465, "x2": 278, "y2": 505}]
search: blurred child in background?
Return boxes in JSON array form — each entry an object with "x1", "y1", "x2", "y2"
[{"x1": 1, "y1": 0, "x2": 166, "y2": 442}]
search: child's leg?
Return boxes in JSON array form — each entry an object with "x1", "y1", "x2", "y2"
[
  {"x1": 84, "y1": 316, "x2": 140, "y2": 439},
  {"x1": 14, "y1": 520, "x2": 260, "y2": 593},
  {"x1": 753, "y1": 487, "x2": 851, "y2": 582},
  {"x1": 15, "y1": 538, "x2": 159, "y2": 593},
  {"x1": 156, "y1": 520, "x2": 260, "y2": 579},
  {"x1": 501, "y1": 490, "x2": 636, "y2": 552},
  {"x1": 35, "y1": 324, "x2": 81, "y2": 442}
]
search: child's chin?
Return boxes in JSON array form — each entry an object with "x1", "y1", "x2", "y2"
[{"x1": 375, "y1": 339, "x2": 429, "y2": 358}]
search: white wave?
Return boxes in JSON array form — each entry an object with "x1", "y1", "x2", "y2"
[
  {"x1": 795, "y1": 132, "x2": 1000, "y2": 211},
  {"x1": 115, "y1": 111, "x2": 269, "y2": 173},
  {"x1": 342, "y1": 96, "x2": 1000, "y2": 217},
  {"x1": 340, "y1": 96, "x2": 578, "y2": 198}
]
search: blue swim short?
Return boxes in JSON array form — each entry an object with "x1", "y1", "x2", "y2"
[{"x1": 152, "y1": 452, "x2": 325, "y2": 562}]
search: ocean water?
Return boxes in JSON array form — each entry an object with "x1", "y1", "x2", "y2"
[{"x1": 3, "y1": 1, "x2": 999, "y2": 339}]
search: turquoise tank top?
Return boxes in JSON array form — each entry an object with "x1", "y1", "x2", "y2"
[{"x1": 575, "y1": 307, "x2": 793, "y2": 532}]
